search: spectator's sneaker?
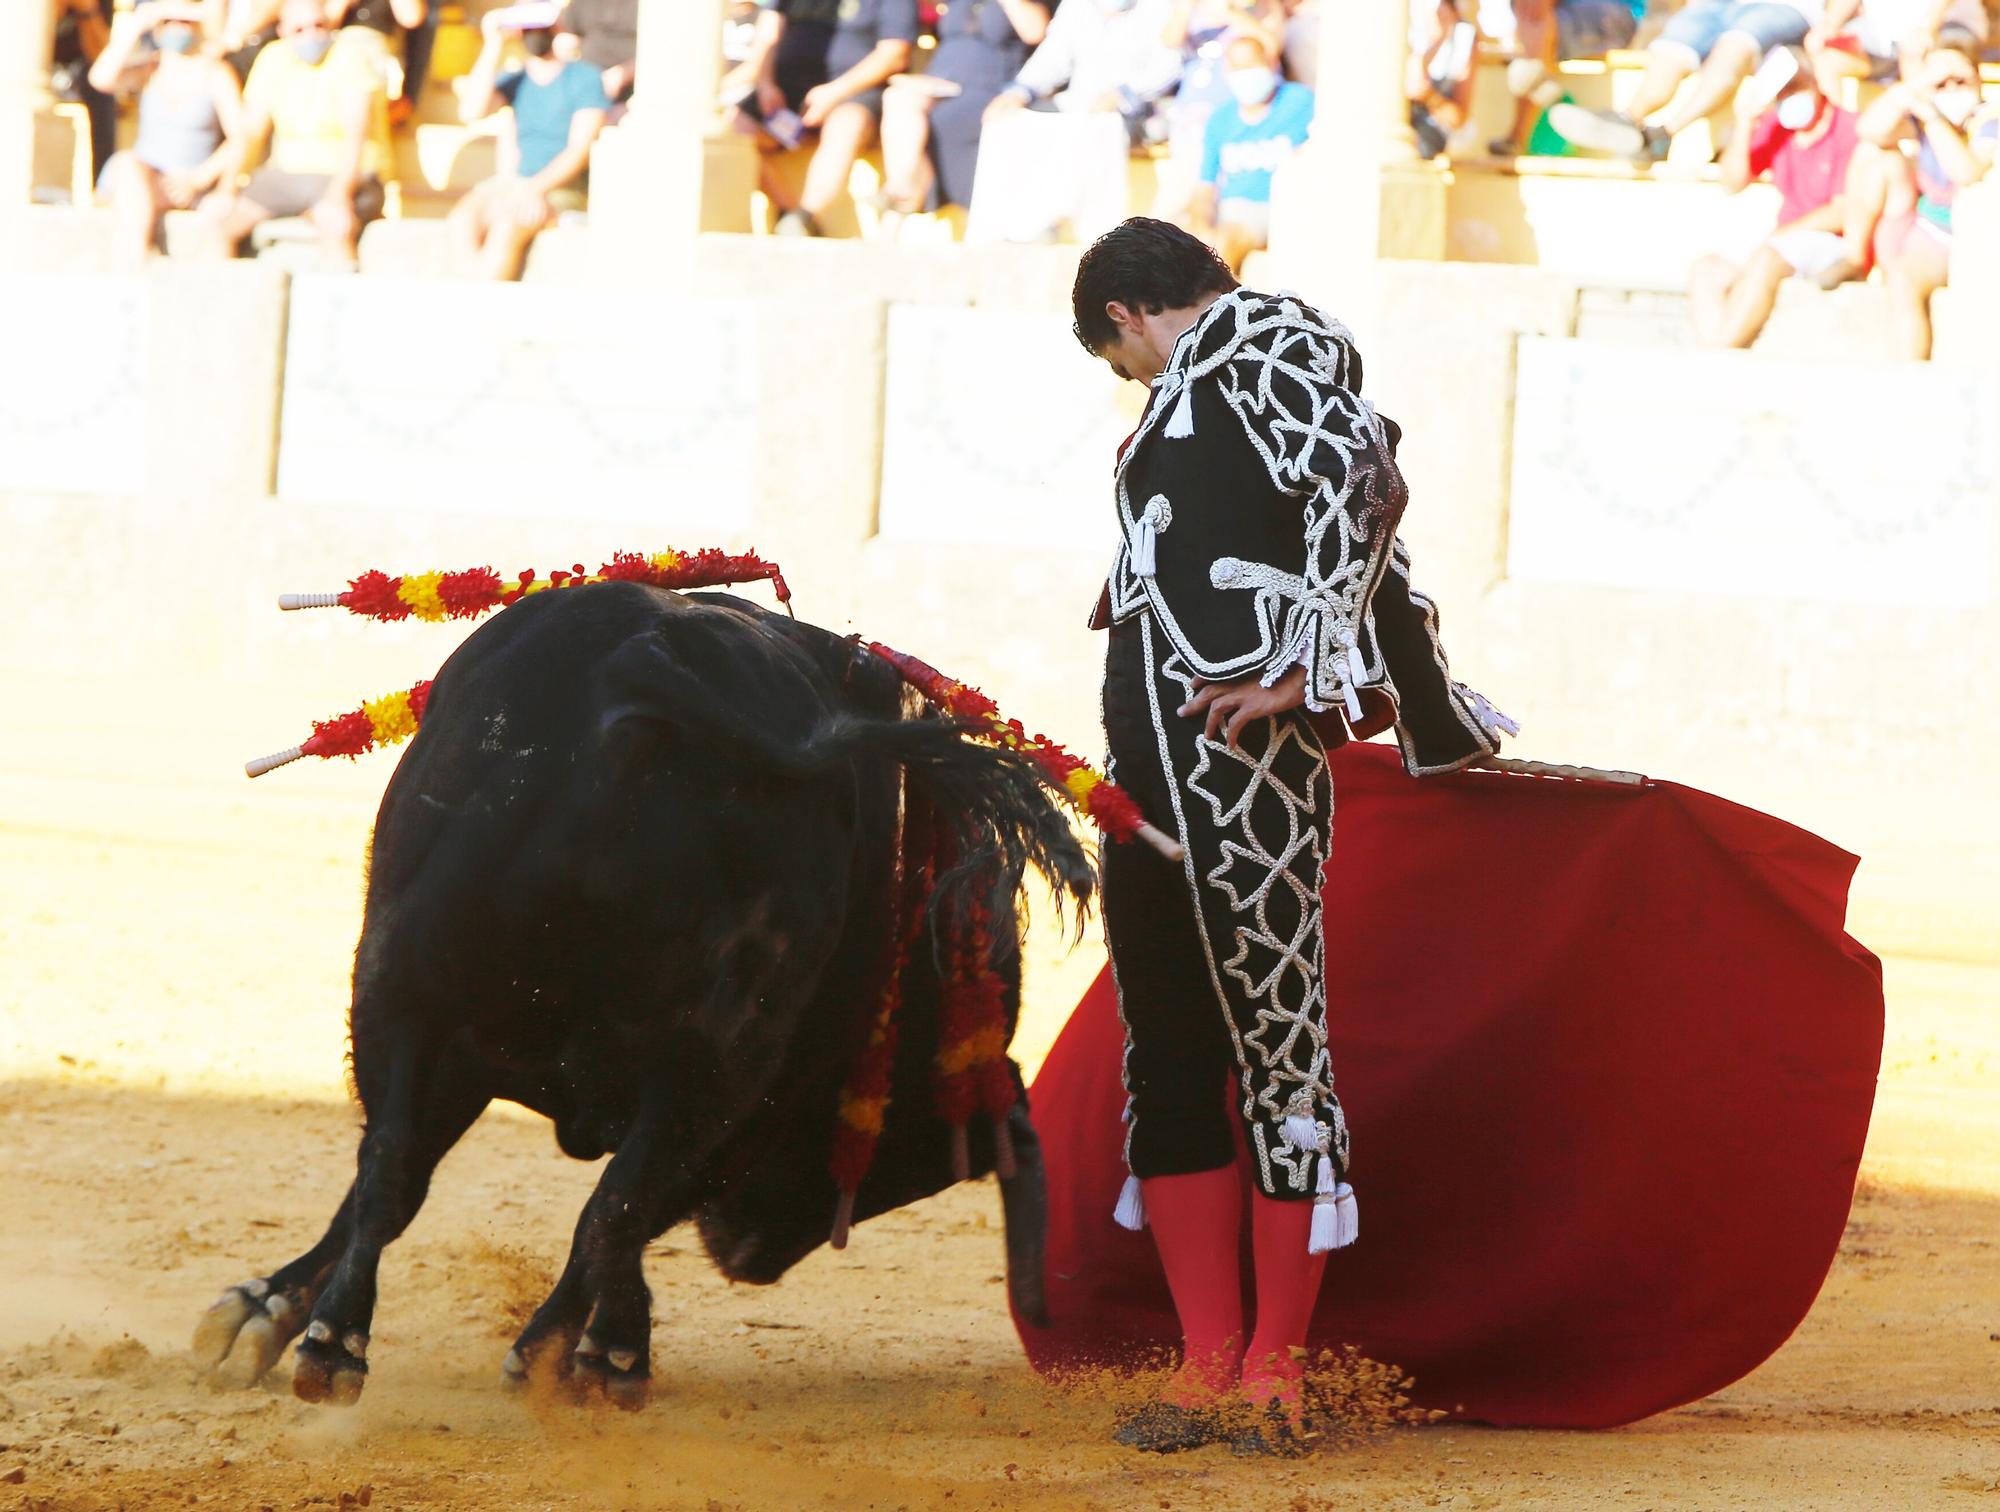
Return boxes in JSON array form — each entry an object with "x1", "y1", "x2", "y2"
[
  {"x1": 773, "y1": 209, "x2": 821, "y2": 237},
  {"x1": 1110, "y1": 1401, "x2": 1227, "y2": 1454},
  {"x1": 1546, "y1": 105, "x2": 1667, "y2": 163},
  {"x1": 1814, "y1": 256, "x2": 1866, "y2": 291},
  {"x1": 1487, "y1": 136, "x2": 1522, "y2": 159}
]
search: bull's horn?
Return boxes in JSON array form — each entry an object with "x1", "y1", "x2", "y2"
[
  {"x1": 277, "y1": 592, "x2": 344, "y2": 611},
  {"x1": 998, "y1": 1100, "x2": 1050, "y2": 1328}
]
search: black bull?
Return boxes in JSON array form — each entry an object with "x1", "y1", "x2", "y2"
[{"x1": 194, "y1": 583, "x2": 1093, "y2": 1406}]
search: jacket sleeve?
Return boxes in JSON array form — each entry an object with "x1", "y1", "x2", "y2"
[
  {"x1": 1370, "y1": 538, "x2": 1517, "y2": 775},
  {"x1": 1214, "y1": 321, "x2": 1406, "y2": 720}
]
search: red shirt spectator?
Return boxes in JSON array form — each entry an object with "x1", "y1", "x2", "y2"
[{"x1": 1746, "y1": 103, "x2": 1859, "y2": 226}]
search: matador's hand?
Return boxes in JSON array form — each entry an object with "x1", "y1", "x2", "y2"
[{"x1": 1178, "y1": 665, "x2": 1307, "y2": 749}]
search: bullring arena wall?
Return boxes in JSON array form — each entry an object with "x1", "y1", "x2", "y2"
[{"x1": 3, "y1": 228, "x2": 1995, "y2": 966}]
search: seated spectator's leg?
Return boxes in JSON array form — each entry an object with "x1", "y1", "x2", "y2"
[
  {"x1": 1687, "y1": 252, "x2": 1742, "y2": 346},
  {"x1": 1830, "y1": 140, "x2": 1889, "y2": 275},
  {"x1": 727, "y1": 105, "x2": 802, "y2": 215},
  {"x1": 305, "y1": 177, "x2": 381, "y2": 270},
  {"x1": 196, "y1": 186, "x2": 273, "y2": 259},
  {"x1": 1662, "y1": 6, "x2": 1810, "y2": 134},
  {"x1": 1506, "y1": 0, "x2": 1559, "y2": 148},
  {"x1": 800, "y1": 99, "x2": 878, "y2": 222},
  {"x1": 1656, "y1": 31, "x2": 1761, "y2": 137},
  {"x1": 1211, "y1": 199, "x2": 1269, "y2": 277},
  {"x1": 1885, "y1": 231, "x2": 1950, "y2": 360},
  {"x1": 1710, "y1": 242, "x2": 1789, "y2": 348},
  {"x1": 877, "y1": 87, "x2": 935, "y2": 211},
  {"x1": 447, "y1": 178, "x2": 499, "y2": 275},
  {"x1": 102, "y1": 152, "x2": 168, "y2": 273},
  {"x1": 1624, "y1": 41, "x2": 1705, "y2": 123},
  {"x1": 476, "y1": 187, "x2": 548, "y2": 282}
]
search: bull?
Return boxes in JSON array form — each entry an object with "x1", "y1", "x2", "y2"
[{"x1": 193, "y1": 581, "x2": 1091, "y2": 1406}]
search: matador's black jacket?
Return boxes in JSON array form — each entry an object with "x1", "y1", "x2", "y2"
[{"x1": 1093, "y1": 287, "x2": 1514, "y2": 1241}]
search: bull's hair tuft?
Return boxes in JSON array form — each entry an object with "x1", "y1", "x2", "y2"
[{"x1": 804, "y1": 714, "x2": 1095, "y2": 946}]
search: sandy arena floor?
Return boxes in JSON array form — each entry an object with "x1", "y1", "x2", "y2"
[{"x1": 2, "y1": 691, "x2": 1998, "y2": 1511}]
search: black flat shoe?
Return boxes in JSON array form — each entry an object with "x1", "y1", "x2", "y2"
[
  {"x1": 1229, "y1": 1399, "x2": 1320, "y2": 1458},
  {"x1": 1111, "y1": 1399, "x2": 1228, "y2": 1453}
]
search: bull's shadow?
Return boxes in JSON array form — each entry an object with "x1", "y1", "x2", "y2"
[{"x1": 193, "y1": 583, "x2": 1093, "y2": 1408}]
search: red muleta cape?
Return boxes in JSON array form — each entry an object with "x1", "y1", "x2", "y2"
[{"x1": 1015, "y1": 742, "x2": 1884, "y2": 1429}]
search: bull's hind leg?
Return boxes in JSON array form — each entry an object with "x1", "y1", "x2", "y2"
[
  {"x1": 505, "y1": 1098, "x2": 696, "y2": 1409},
  {"x1": 288, "y1": 1038, "x2": 490, "y2": 1405}
]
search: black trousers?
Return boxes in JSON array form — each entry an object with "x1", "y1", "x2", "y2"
[{"x1": 1100, "y1": 611, "x2": 1350, "y2": 1202}]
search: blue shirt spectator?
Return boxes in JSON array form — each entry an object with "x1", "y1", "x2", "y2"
[
  {"x1": 498, "y1": 60, "x2": 609, "y2": 178},
  {"x1": 1200, "y1": 78, "x2": 1314, "y2": 205}
]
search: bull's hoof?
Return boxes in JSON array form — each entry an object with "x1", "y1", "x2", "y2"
[
  {"x1": 499, "y1": 1349, "x2": 530, "y2": 1392},
  {"x1": 567, "y1": 1336, "x2": 650, "y2": 1411},
  {"x1": 195, "y1": 1281, "x2": 299, "y2": 1387},
  {"x1": 293, "y1": 1325, "x2": 369, "y2": 1407}
]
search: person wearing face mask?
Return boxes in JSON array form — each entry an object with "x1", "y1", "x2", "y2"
[
  {"x1": 1815, "y1": 34, "x2": 1996, "y2": 356},
  {"x1": 447, "y1": 3, "x2": 610, "y2": 281},
  {"x1": 1188, "y1": 34, "x2": 1312, "y2": 273},
  {"x1": 1685, "y1": 47, "x2": 1858, "y2": 348},
  {"x1": 196, "y1": 0, "x2": 392, "y2": 269},
  {"x1": 87, "y1": 1, "x2": 245, "y2": 270}
]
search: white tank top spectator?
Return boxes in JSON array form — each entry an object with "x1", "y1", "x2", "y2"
[{"x1": 88, "y1": 1, "x2": 244, "y2": 270}]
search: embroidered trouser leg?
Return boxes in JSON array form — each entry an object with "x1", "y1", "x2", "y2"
[{"x1": 1101, "y1": 612, "x2": 1350, "y2": 1202}]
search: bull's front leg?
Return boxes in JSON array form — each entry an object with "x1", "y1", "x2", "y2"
[
  {"x1": 505, "y1": 1095, "x2": 697, "y2": 1409},
  {"x1": 289, "y1": 1032, "x2": 491, "y2": 1406}
]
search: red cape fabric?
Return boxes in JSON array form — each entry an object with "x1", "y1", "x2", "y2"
[{"x1": 1016, "y1": 743, "x2": 1884, "y2": 1428}]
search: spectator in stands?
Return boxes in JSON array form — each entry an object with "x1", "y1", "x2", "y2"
[
  {"x1": 1191, "y1": 32, "x2": 1310, "y2": 271},
  {"x1": 1406, "y1": 0, "x2": 1478, "y2": 160},
  {"x1": 558, "y1": 0, "x2": 637, "y2": 116},
  {"x1": 448, "y1": 2, "x2": 608, "y2": 280},
  {"x1": 1491, "y1": 1, "x2": 1644, "y2": 157},
  {"x1": 982, "y1": 0, "x2": 1185, "y2": 145},
  {"x1": 51, "y1": 0, "x2": 116, "y2": 185},
  {"x1": 723, "y1": 0, "x2": 919, "y2": 236},
  {"x1": 195, "y1": 0, "x2": 390, "y2": 269},
  {"x1": 963, "y1": 0, "x2": 1181, "y2": 242},
  {"x1": 876, "y1": 0, "x2": 1051, "y2": 219},
  {"x1": 217, "y1": 1, "x2": 284, "y2": 83},
  {"x1": 1548, "y1": 0, "x2": 1816, "y2": 163},
  {"x1": 1153, "y1": 0, "x2": 1286, "y2": 222},
  {"x1": 1816, "y1": 35, "x2": 1995, "y2": 358},
  {"x1": 87, "y1": 2, "x2": 244, "y2": 271},
  {"x1": 1807, "y1": 0, "x2": 1988, "y2": 90},
  {"x1": 1687, "y1": 47, "x2": 1856, "y2": 347},
  {"x1": 329, "y1": 0, "x2": 427, "y2": 123}
]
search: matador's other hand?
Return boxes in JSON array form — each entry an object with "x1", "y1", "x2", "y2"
[{"x1": 1178, "y1": 665, "x2": 1308, "y2": 749}]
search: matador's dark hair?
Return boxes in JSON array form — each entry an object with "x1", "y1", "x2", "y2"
[{"x1": 1070, "y1": 217, "x2": 1239, "y2": 355}]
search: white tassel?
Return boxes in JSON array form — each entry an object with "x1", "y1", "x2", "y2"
[
  {"x1": 1344, "y1": 641, "x2": 1367, "y2": 688},
  {"x1": 1161, "y1": 381, "x2": 1195, "y2": 439},
  {"x1": 1281, "y1": 1113, "x2": 1320, "y2": 1153},
  {"x1": 1309, "y1": 1175, "x2": 1358, "y2": 1255},
  {"x1": 1131, "y1": 495, "x2": 1171, "y2": 579},
  {"x1": 1113, "y1": 1172, "x2": 1147, "y2": 1231},
  {"x1": 1340, "y1": 681, "x2": 1364, "y2": 722}
]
